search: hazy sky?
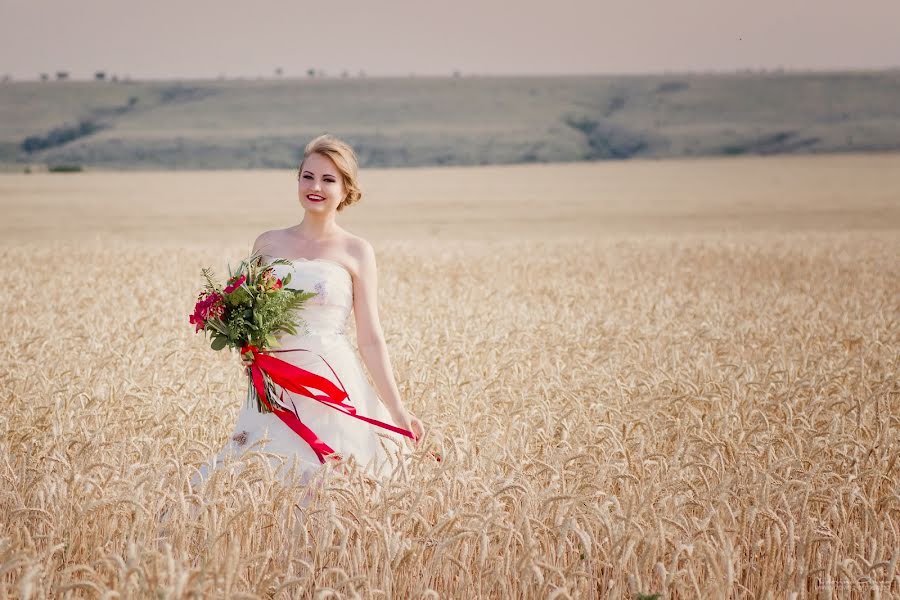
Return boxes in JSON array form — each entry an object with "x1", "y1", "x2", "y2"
[{"x1": 2, "y1": 0, "x2": 899, "y2": 80}]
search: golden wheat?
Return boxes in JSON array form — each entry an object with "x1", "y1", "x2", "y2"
[
  {"x1": 1, "y1": 159, "x2": 899, "y2": 597},
  {"x1": 1, "y1": 231, "x2": 897, "y2": 598}
]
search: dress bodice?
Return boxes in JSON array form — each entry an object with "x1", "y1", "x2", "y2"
[{"x1": 269, "y1": 258, "x2": 353, "y2": 337}]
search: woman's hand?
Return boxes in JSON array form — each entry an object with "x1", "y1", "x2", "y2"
[{"x1": 393, "y1": 408, "x2": 425, "y2": 445}]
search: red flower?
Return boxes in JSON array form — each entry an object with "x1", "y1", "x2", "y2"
[
  {"x1": 208, "y1": 302, "x2": 225, "y2": 319},
  {"x1": 188, "y1": 312, "x2": 204, "y2": 333},
  {"x1": 262, "y1": 268, "x2": 282, "y2": 290},
  {"x1": 189, "y1": 291, "x2": 224, "y2": 332},
  {"x1": 224, "y1": 274, "x2": 247, "y2": 294}
]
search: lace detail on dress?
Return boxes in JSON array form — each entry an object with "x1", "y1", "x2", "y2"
[
  {"x1": 334, "y1": 320, "x2": 347, "y2": 336},
  {"x1": 312, "y1": 281, "x2": 327, "y2": 304}
]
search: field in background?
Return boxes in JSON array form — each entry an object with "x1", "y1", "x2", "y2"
[
  {"x1": 1, "y1": 156, "x2": 898, "y2": 596},
  {"x1": 2, "y1": 153, "x2": 900, "y2": 243},
  {"x1": 2, "y1": 70, "x2": 900, "y2": 170}
]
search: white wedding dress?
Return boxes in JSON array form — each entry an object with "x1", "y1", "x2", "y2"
[{"x1": 190, "y1": 258, "x2": 411, "y2": 490}]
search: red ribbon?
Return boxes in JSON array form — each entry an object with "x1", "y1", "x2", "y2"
[{"x1": 241, "y1": 344, "x2": 416, "y2": 464}]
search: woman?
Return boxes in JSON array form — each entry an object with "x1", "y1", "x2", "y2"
[{"x1": 191, "y1": 134, "x2": 425, "y2": 489}]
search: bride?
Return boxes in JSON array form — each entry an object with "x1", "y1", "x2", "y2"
[{"x1": 191, "y1": 134, "x2": 425, "y2": 489}]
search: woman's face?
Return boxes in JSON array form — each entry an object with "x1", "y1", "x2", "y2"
[{"x1": 298, "y1": 152, "x2": 346, "y2": 214}]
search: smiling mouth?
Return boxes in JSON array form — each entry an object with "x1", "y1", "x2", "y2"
[{"x1": 307, "y1": 194, "x2": 325, "y2": 202}]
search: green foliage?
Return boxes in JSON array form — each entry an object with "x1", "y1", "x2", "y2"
[
  {"x1": 21, "y1": 120, "x2": 106, "y2": 153},
  {"x1": 47, "y1": 164, "x2": 84, "y2": 172},
  {"x1": 7, "y1": 72, "x2": 900, "y2": 169},
  {"x1": 246, "y1": 370, "x2": 283, "y2": 414},
  {"x1": 190, "y1": 250, "x2": 318, "y2": 353},
  {"x1": 563, "y1": 114, "x2": 599, "y2": 137},
  {"x1": 200, "y1": 267, "x2": 218, "y2": 290}
]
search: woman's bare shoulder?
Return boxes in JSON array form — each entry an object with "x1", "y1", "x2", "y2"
[
  {"x1": 325, "y1": 230, "x2": 368, "y2": 279},
  {"x1": 252, "y1": 228, "x2": 289, "y2": 256},
  {"x1": 338, "y1": 230, "x2": 373, "y2": 261}
]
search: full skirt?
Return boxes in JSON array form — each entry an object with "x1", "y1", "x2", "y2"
[{"x1": 190, "y1": 332, "x2": 411, "y2": 492}]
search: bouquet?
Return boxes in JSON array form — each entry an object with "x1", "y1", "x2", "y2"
[{"x1": 189, "y1": 252, "x2": 316, "y2": 413}]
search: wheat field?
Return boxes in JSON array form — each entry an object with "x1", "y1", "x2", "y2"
[{"x1": 1, "y1": 155, "x2": 898, "y2": 598}]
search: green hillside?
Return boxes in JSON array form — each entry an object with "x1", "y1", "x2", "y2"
[{"x1": 2, "y1": 71, "x2": 899, "y2": 170}]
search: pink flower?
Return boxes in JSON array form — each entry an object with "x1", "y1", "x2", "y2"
[
  {"x1": 188, "y1": 312, "x2": 204, "y2": 332},
  {"x1": 208, "y1": 302, "x2": 225, "y2": 320},
  {"x1": 189, "y1": 291, "x2": 224, "y2": 332},
  {"x1": 224, "y1": 274, "x2": 246, "y2": 294}
]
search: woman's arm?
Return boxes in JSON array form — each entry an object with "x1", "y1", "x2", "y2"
[{"x1": 351, "y1": 240, "x2": 421, "y2": 438}]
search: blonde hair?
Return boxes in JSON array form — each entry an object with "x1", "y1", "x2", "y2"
[{"x1": 299, "y1": 134, "x2": 362, "y2": 211}]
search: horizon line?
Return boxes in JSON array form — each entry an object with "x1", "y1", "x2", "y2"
[{"x1": 5, "y1": 64, "x2": 900, "y2": 83}]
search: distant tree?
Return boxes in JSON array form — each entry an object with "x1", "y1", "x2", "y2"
[
  {"x1": 94, "y1": 71, "x2": 106, "y2": 81},
  {"x1": 40, "y1": 73, "x2": 49, "y2": 81},
  {"x1": 341, "y1": 70, "x2": 349, "y2": 78},
  {"x1": 275, "y1": 67, "x2": 283, "y2": 77},
  {"x1": 21, "y1": 119, "x2": 106, "y2": 153},
  {"x1": 48, "y1": 164, "x2": 83, "y2": 173},
  {"x1": 307, "y1": 68, "x2": 315, "y2": 78},
  {"x1": 1, "y1": 75, "x2": 10, "y2": 83},
  {"x1": 452, "y1": 70, "x2": 461, "y2": 78},
  {"x1": 128, "y1": 96, "x2": 138, "y2": 108},
  {"x1": 56, "y1": 71, "x2": 69, "y2": 81}
]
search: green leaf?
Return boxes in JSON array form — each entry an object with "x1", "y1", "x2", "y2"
[
  {"x1": 229, "y1": 288, "x2": 250, "y2": 306},
  {"x1": 205, "y1": 318, "x2": 229, "y2": 336},
  {"x1": 210, "y1": 336, "x2": 228, "y2": 351}
]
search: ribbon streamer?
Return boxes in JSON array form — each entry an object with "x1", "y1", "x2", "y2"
[{"x1": 241, "y1": 344, "x2": 416, "y2": 464}]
